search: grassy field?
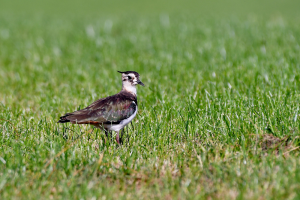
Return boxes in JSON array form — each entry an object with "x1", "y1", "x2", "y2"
[{"x1": 1, "y1": 1, "x2": 300, "y2": 199}]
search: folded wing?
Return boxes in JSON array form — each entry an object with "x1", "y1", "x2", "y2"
[{"x1": 58, "y1": 93, "x2": 137, "y2": 125}]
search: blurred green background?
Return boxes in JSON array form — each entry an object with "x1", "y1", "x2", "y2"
[
  {"x1": 1, "y1": 0, "x2": 300, "y2": 17},
  {"x1": 1, "y1": 0, "x2": 300, "y2": 199}
]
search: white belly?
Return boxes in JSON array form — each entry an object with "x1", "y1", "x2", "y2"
[{"x1": 103, "y1": 106, "x2": 138, "y2": 132}]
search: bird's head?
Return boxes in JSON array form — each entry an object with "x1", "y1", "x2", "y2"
[{"x1": 118, "y1": 71, "x2": 144, "y2": 94}]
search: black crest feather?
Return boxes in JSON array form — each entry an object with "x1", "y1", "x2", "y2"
[{"x1": 117, "y1": 71, "x2": 140, "y2": 77}]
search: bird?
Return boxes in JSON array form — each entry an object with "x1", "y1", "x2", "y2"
[{"x1": 58, "y1": 71, "x2": 144, "y2": 144}]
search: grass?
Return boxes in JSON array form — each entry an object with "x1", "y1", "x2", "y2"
[{"x1": 1, "y1": 1, "x2": 300, "y2": 199}]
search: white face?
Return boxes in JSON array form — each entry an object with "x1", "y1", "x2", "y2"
[
  {"x1": 122, "y1": 73, "x2": 139, "y2": 86},
  {"x1": 121, "y1": 73, "x2": 138, "y2": 95}
]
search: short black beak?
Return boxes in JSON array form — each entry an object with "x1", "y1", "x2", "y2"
[{"x1": 137, "y1": 80, "x2": 145, "y2": 86}]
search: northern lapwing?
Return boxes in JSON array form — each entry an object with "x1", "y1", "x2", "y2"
[{"x1": 58, "y1": 71, "x2": 144, "y2": 144}]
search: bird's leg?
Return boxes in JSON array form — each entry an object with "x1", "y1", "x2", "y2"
[
  {"x1": 119, "y1": 129, "x2": 124, "y2": 145},
  {"x1": 104, "y1": 129, "x2": 109, "y2": 138},
  {"x1": 115, "y1": 131, "x2": 120, "y2": 145}
]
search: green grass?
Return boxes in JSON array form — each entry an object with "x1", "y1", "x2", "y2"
[{"x1": 1, "y1": 1, "x2": 300, "y2": 199}]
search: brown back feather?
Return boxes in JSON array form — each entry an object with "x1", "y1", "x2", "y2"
[{"x1": 58, "y1": 91, "x2": 137, "y2": 125}]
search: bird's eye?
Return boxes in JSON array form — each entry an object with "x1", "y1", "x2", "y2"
[{"x1": 128, "y1": 76, "x2": 132, "y2": 80}]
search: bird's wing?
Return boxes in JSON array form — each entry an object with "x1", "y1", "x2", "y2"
[{"x1": 58, "y1": 93, "x2": 137, "y2": 124}]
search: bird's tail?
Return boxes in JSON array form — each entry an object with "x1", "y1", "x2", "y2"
[{"x1": 57, "y1": 113, "x2": 72, "y2": 123}]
